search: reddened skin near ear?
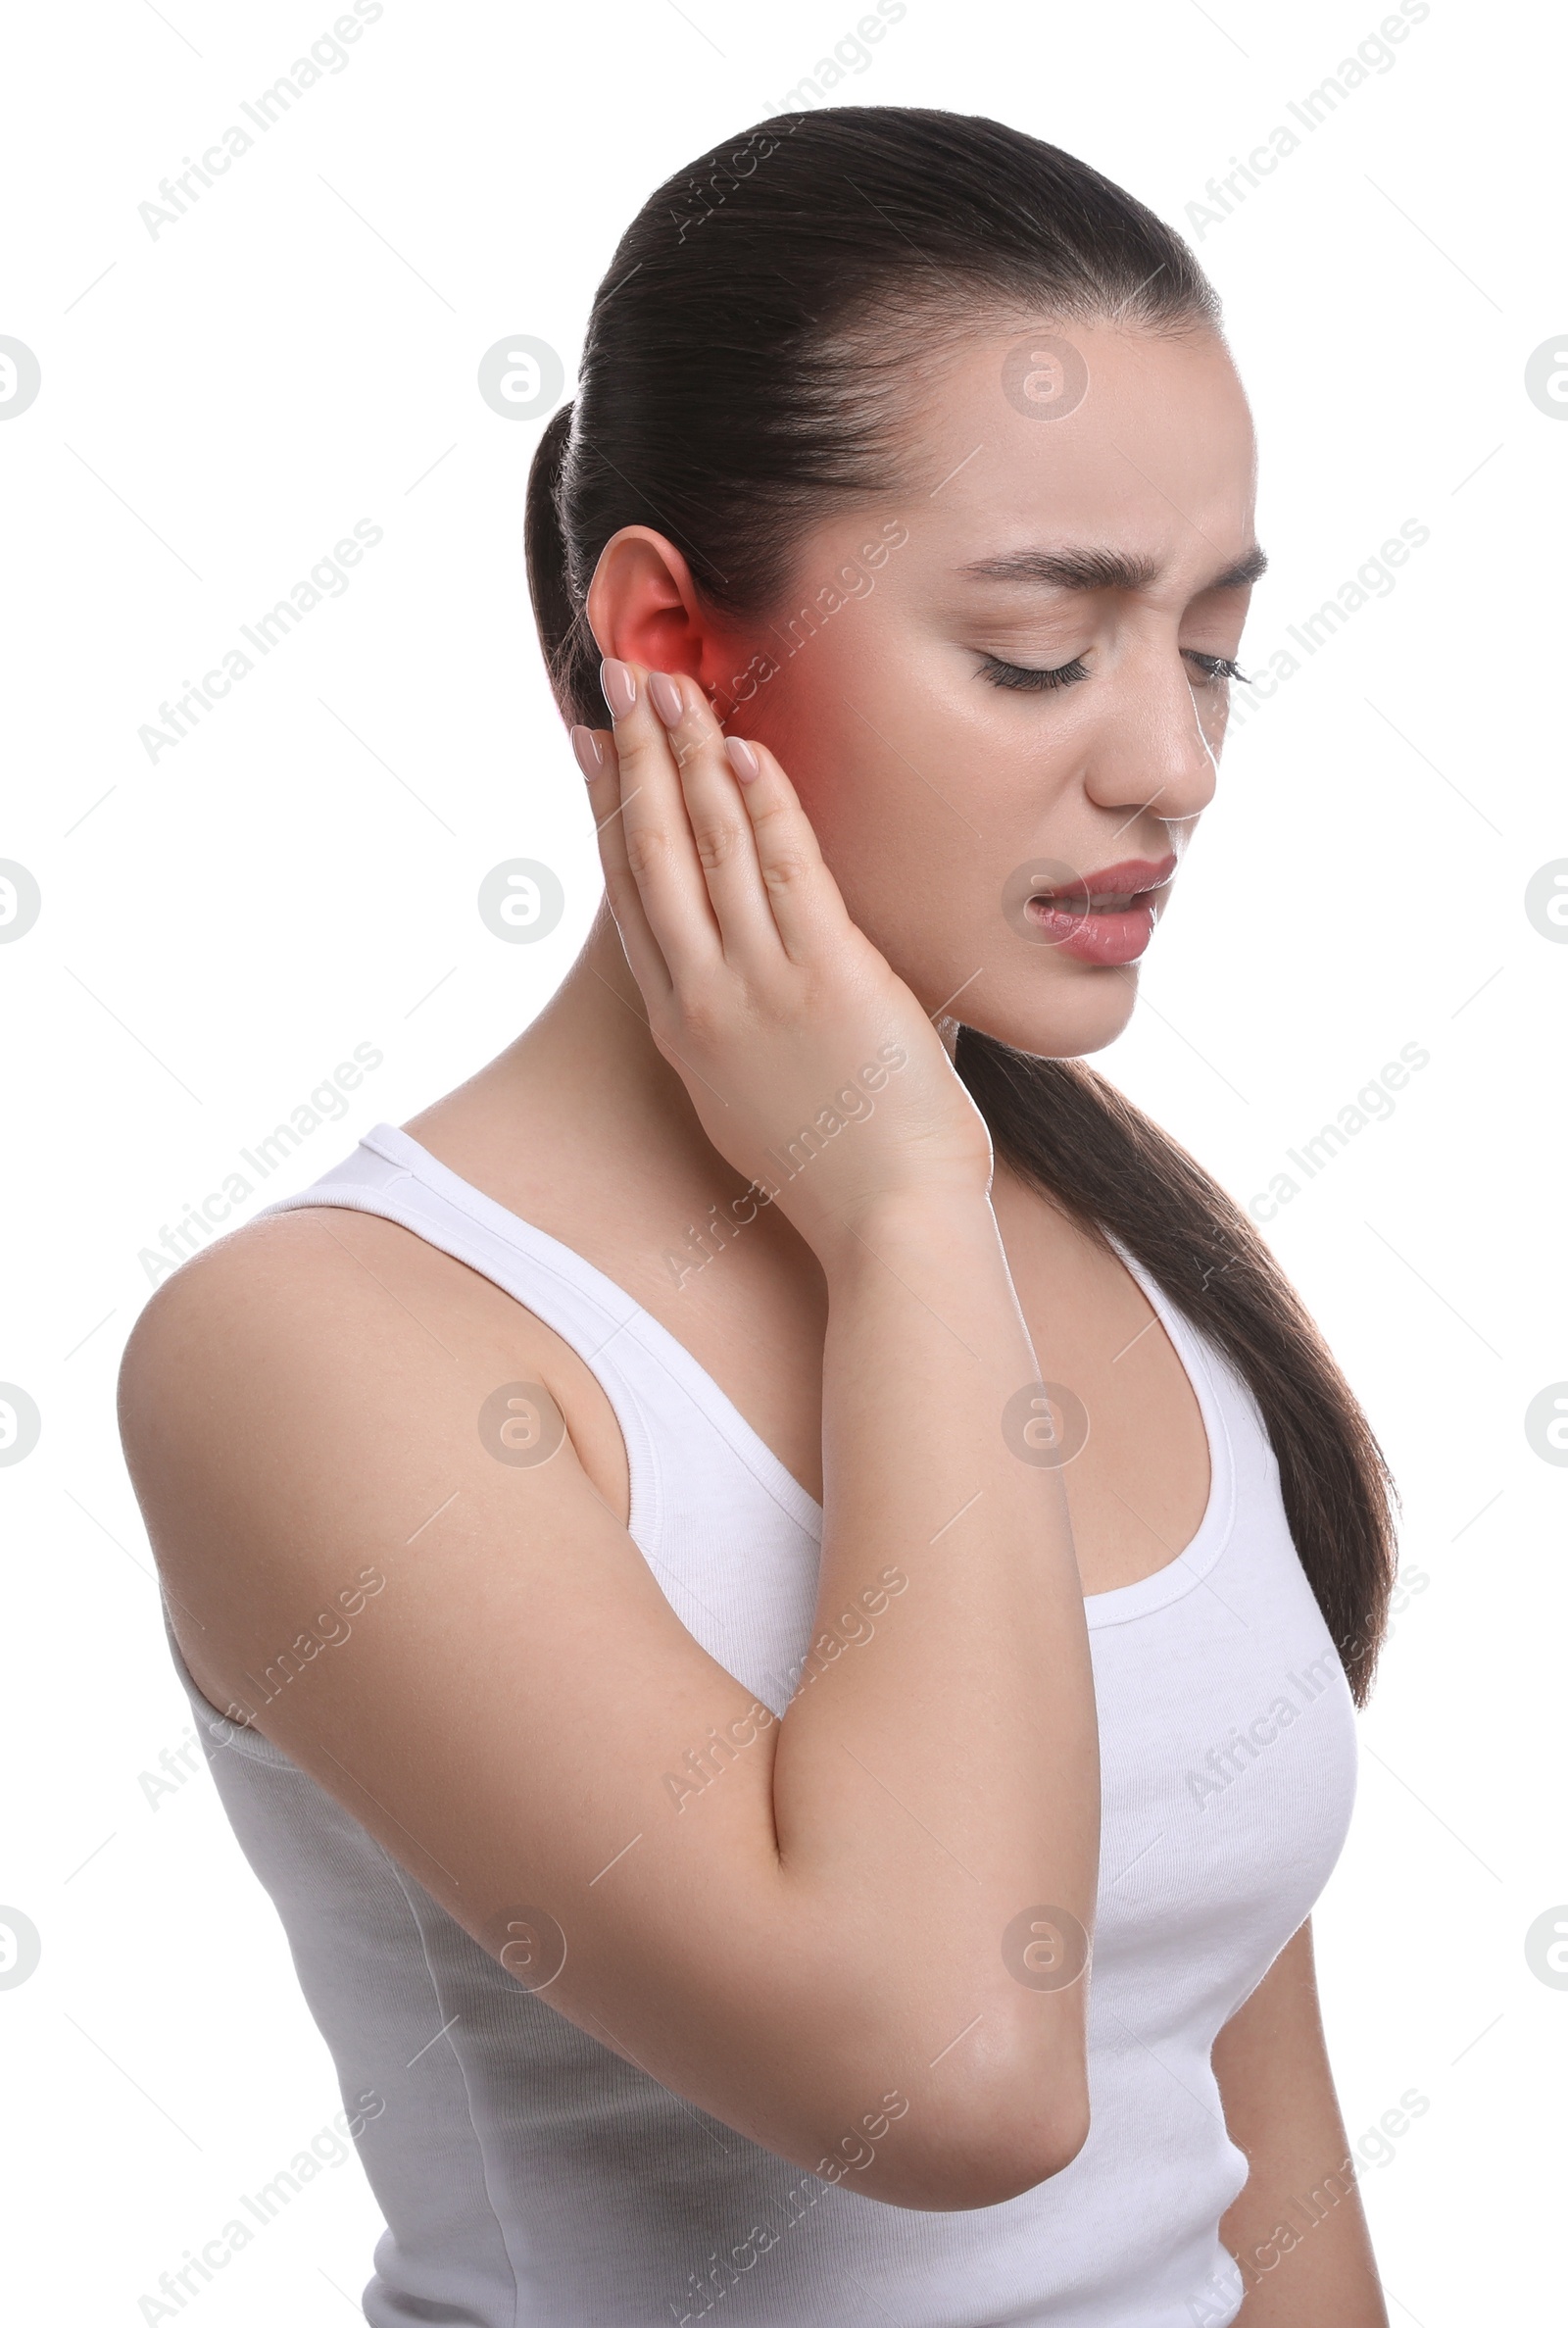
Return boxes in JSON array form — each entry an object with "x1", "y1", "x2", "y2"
[{"x1": 586, "y1": 525, "x2": 746, "y2": 716}]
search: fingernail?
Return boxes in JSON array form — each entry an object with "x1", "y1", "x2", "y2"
[
  {"x1": 724, "y1": 736, "x2": 760, "y2": 784},
  {"x1": 570, "y1": 724, "x2": 603, "y2": 780},
  {"x1": 647, "y1": 670, "x2": 684, "y2": 728},
  {"x1": 601, "y1": 658, "x2": 637, "y2": 720}
]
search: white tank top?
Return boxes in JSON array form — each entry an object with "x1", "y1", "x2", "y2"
[{"x1": 161, "y1": 1121, "x2": 1358, "y2": 2328}]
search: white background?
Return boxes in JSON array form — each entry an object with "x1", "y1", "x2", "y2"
[{"x1": 2, "y1": 0, "x2": 1562, "y2": 2319}]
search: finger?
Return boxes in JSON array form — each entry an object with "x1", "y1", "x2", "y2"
[
  {"x1": 573, "y1": 723, "x2": 671, "y2": 1006},
  {"x1": 645, "y1": 672, "x2": 785, "y2": 972},
  {"x1": 601, "y1": 658, "x2": 723, "y2": 981},
  {"x1": 724, "y1": 736, "x2": 852, "y2": 965}
]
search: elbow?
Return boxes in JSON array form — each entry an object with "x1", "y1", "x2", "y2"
[
  {"x1": 906, "y1": 2006, "x2": 1093, "y2": 2210},
  {"x1": 932, "y1": 2095, "x2": 1091, "y2": 2211},
  {"x1": 791, "y1": 1973, "x2": 1093, "y2": 2211},
  {"x1": 869, "y1": 2084, "x2": 1091, "y2": 2213}
]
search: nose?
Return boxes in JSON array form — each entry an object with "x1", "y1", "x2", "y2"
[{"x1": 1083, "y1": 643, "x2": 1221, "y2": 830}]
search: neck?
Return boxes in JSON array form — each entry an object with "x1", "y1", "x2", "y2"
[{"x1": 416, "y1": 904, "x2": 759, "y2": 1226}]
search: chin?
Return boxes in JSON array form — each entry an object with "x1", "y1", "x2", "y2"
[{"x1": 965, "y1": 967, "x2": 1140, "y2": 1064}]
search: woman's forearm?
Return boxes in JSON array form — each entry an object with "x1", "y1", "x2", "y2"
[{"x1": 769, "y1": 1189, "x2": 1101, "y2": 2199}]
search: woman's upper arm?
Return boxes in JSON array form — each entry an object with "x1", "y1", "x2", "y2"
[
  {"x1": 1212, "y1": 1920, "x2": 1330, "y2": 2118},
  {"x1": 119, "y1": 1214, "x2": 813, "y2": 2120},
  {"x1": 1212, "y1": 1920, "x2": 1388, "y2": 2325},
  {"x1": 117, "y1": 1211, "x2": 781, "y2": 1993}
]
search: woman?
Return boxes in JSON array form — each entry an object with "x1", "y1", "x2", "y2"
[{"x1": 120, "y1": 107, "x2": 1396, "y2": 2327}]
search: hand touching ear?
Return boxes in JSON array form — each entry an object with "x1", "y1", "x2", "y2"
[{"x1": 576, "y1": 658, "x2": 993, "y2": 1263}]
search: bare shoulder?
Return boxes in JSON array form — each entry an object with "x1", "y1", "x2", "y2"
[
  {"x1": 119, "y1": 1200, "x2": 605, "y2": 1462},
  {"x1": 119, "y1": 1207, "x2": 366, "y2": 1463},
  {"x1": 119, "y1": 1201, "x2": 533, "y2": 1446},
  {"x1": 118, "y1": 1201, "x2": 630, "y2": 1714}
]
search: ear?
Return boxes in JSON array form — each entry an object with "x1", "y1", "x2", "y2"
[{"x1": 586, "y1": 526, "x2": 727, "y2": 693}]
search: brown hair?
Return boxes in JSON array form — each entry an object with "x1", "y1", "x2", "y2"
[{"x1": 523, "y1": 105, "x2": 1396, "y2": 1702}]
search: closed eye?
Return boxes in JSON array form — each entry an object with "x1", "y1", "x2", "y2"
[
  {"x1": 978, "y1": 650, "x2": 1251, "y2": 694},
  {"x1": 1184, "y1": 652, "x2": 1250, "y2": 687},
  {"x1": 977, "y1": 653, "x2": 1089, "y2": 693}
]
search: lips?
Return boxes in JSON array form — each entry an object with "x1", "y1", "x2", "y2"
[{"x1": 1024, "y1": 854, "x2": 1178, "y2": 967}]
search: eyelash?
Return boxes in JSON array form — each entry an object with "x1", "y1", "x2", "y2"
[{"x1": 978, "y1": 651, "x2": 1250, "y2": 693}]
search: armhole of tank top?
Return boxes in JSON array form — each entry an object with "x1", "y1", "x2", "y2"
[{"x1": 162, "y1": 1598, "x2": 300, "y2": 1770}]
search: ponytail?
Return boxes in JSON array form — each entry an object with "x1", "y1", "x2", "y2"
[
  {"x1": 524, "y1": 401, "x2": 609, "y2": 727},
  {"x1": 521, "y1": 104, "x2": 1397, "y2": 1703}
]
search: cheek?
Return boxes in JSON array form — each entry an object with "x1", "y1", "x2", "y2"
[
  {"x1": 752, "y1": 638, "x2": 973, "y2": 934},
  {"x1": 724, "y1": 607, "x2": 1138, "y2": 1058},
  {"x1": 744, "y1": 614, "x2": 978, "y2": 850},
  {"x1": 743, "y1": 620, "x2": 1056, "y2": 936}
]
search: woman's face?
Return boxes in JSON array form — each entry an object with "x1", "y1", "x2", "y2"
[{"x1": 701, "y1": 320, "x2": 1261, "y2": 1060}]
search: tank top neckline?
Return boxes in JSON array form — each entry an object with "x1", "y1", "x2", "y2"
[{"x1": 361, "y1": 1121, "x2": 1237, "y2": 1630}]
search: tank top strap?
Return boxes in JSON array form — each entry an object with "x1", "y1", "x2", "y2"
[{"x1": 260, "y1": 1121, "x2": 655, "y2": 1373}]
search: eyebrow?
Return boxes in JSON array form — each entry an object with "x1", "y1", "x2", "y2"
[{"x1": 956, "y1": 542, "x2": 1269, "y2": 594}]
